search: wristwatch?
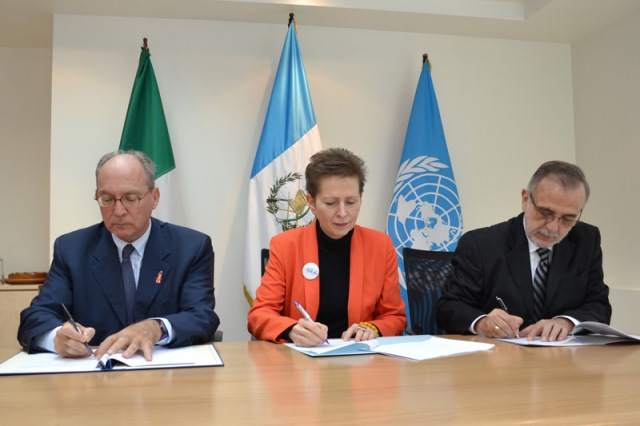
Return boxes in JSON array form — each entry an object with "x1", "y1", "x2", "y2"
[{"x1": 155, "y1": 319, "x2": 169, "y2": 342}]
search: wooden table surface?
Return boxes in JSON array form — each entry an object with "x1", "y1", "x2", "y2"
[{"x1": 1, "y1": 336, "x2": 639, "y2": 425}]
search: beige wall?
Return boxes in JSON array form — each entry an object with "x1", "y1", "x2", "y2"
[
  {"x1": 0, "y1": 47, "x2": 51, "y2": 275},
  {"x1": 572, "y1": 7, "x2": 640, "y2": 330},
  {"x1": 50, "y1": 15, "x2": 576, "y2": 341}
]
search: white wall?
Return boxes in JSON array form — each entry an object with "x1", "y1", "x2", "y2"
[
  {"x1": 50, "y1": 15, "x2": 576, "y2": 341},
  {"x1": 572, "y1": 7, "x2": 640, "y2": 331},
  {"x1": 0, "y1": 47, "x2": 51, "y2": 275}
]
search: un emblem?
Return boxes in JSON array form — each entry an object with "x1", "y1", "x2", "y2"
[{"x1": 387, "y1": 156, "x2": 463, "y2": 255}]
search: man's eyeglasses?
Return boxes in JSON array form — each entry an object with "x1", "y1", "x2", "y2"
[
  {"x1": 95, "y1": 190, "x2": 151, "y2": 208},
  {"x1": 528, "y1": 192, "x2": 581, "y2": 227}
]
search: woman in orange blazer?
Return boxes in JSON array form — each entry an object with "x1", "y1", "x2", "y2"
[{"x1": 248, "y1": 148, "x2": 406, "y2": 346}]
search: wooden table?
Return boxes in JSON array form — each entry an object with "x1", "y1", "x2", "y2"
[{"x1": 1, "y1": 337, "x2": 639, "y2": 424}]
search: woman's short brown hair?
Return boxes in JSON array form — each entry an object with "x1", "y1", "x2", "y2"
[{"x1": 305, "y1": 148, "x2": 367, "y2": 197}]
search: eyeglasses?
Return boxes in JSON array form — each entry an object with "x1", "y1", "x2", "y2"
[
  {"x1": 95, "y1": 190, "x2": 152, "y2": 208},
  {"x1": 528, "y1": 192, "x2": 581, "y2": 227}
]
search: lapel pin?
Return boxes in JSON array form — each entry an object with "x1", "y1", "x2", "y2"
[{"x1": 155, "y1": 270, "x2": 163, "y2": 284}]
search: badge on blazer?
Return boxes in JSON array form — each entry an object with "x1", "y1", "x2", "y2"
[{"x1": 302, "y1": 263, "x2": 319, "y2": 280}]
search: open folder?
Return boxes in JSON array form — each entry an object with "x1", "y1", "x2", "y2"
[
  {"x1": 0, "y1": 344, "x2": 223, "y2": 375},
  {"x1": 285, "y1": 335, "x2": 494, "y2": 361},
  {"x1": 499, "y1": 321, "x2": 640, "y2": 347}
]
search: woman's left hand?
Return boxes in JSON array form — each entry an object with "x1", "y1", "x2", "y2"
[{"x1": 342, "y1": 323, "x2": 377, "y2": 342}]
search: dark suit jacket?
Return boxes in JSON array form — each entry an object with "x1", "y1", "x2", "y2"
[
  {"x1": 436, "y1": 213, "x2": 611, "y2": 334},
  {"x1": 18, "y1": 218, "x2": 219, "y2": 352}
]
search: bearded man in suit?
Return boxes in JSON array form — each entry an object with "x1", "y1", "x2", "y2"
[{"x1": 437, "y1": 161, "x2": 611, "y2": 342}]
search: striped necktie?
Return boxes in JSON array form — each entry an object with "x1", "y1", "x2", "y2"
[
  {"x1": 533, "y1": 248, "x2": 550, "y2": 322},
  {"x1": 121, "y1": 244, "x2": 136, "y2": 325}
]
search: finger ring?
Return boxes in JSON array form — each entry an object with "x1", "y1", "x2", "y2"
[
  {"x1": 494, "y1": 325, "x2": 500, "y2": 331},
  {"x1": 357, "y1": 326, "x2": 367, "y2": 332}
]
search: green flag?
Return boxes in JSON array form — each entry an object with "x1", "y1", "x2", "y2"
[
  {"x1": 119, "y1": 47, "x2": 175, "y2": 178},
  {"x1": 119, "y1": 44, "x2": 184, "y2": 224}
]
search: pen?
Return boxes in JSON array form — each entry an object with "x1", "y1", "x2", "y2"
[
  {"x1": 294, "y1": 301, "x2": 329, "y2": 344},
  {"x1": 61, "y1": 303, "x2": 95, "y2": 357},
  {"x1": 495, "y1": 297, "x2": 519, "y2": 338},
  {"x1": 496, "y1": 296, "x2": 508, "y2": 311}
]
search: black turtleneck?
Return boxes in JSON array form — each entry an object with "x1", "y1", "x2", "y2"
[{"x1": 315, "y1": 220, "x2": 353, "y2": 338}]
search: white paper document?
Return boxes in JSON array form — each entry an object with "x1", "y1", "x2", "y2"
[
  {"x1": 0, "y1": 344, "x2": 223, "y2": 375},
  {"x1": 499, "y1": 321, "x2": 640, "y2": 347},
  {"x1": 286, "y1": 335, "x2": 494, "y2": 361}
]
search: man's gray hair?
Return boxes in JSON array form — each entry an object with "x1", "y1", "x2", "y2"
[{"x1": 95, "y1": 150, "x2": 156, "y2": 189}]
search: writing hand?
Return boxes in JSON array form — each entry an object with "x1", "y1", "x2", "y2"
[
  {"x1": 342, "y1": 323, "x2": 377, "y2": 342},
  {"x1": 289, "y1": 318, "x2": 328, "y2": 347},
  {"x1": 94, "y1": 319, "x2": 162, "y2": 361},
  {"x1": 477, "y1": 309, "x2": 523, "y2": 338},
  {"x1": 520, "y1": 318, "x2": 574, "y2": 342},
  {"x1": 54, "y1": 322, "x2": 96, "y2": 358}
]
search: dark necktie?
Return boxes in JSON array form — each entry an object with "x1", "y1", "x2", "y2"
[
  {"x1": 533, "y1": 248, "x2": 550, "y2": 322},
  {"x1": 121, "y1": 244, "x2": 136, "y2": 325}
]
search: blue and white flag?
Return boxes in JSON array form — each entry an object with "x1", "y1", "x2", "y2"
[
  {"x1": 386, "y1": 57, "x2": 463, "y2": 323},
  {"x1": 244, "y1": 20, "x2": 322, "y2": 304}
]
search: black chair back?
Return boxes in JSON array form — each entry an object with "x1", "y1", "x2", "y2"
[
  {"x1": 261, "y1": 249, "x2": 270, "y2": 277},
  {"x1": 402, "y1": 247, "x2": 454, "y2": 335}
]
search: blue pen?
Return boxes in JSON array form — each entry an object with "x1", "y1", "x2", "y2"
[{"x1": 294, "y1": 301, "x2": 329, "y2": 345}]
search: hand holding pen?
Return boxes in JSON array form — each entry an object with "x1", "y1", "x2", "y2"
[
  {"x1": 478, "y1": 297, "x2": 523, "y2": 339},
  {"x1": 291, "y1": 301, "x2": 329, "y2": 347},
  {"x1": 59, "y1": 303, "x2": 95, "y2": 358}
]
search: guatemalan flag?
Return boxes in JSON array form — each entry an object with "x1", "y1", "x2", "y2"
[
  {"x1": 386, "y1": 55, "x2": 463, "y2": 326},
  {"x1": 244, "y1": 18, "x2": 322, "y2": 304}
]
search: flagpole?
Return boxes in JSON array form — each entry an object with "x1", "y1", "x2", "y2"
[
  {"x1": 422, "y1": 53, "x2": 431, "y2": 71},
  {"x1": 143, "y1": 37, "x2": 149, "y2": 52}
]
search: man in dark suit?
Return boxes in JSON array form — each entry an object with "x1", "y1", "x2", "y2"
[
  {"x1": 18, "y1": 151, "x2": 219, "y2": 360},
  {"x1": 436, "y1": 161, "x2": 611, "y2": 342}
]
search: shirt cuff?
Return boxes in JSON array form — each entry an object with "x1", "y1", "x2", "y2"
[
  {"x1": 470, "y1": 315, "x2": 487, "y2": 334},
  {"x1": 35, "y1": 326, "x2": 62, "y2": 353},
  {"x1": 554, "y1": 315, "x2": 579, "y2": 327}
]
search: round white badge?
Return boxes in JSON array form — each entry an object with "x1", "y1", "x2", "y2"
[{"x1": 302, "y1": 262, "x2": 319, "y2": 280}]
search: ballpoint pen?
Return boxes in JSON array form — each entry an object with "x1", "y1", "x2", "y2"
[
  {"x1": 61, "y1": 303, "x2": 95, "y2": 357},
  {"x1": 495, "y1": 297, "x2": 519, "y2": 338},
  {"x1": 496, "y1": 296, "x2": 508, "y2": 311},
  {"x1": 294, "y1": 301, "x2": 329, "y2": 344}
]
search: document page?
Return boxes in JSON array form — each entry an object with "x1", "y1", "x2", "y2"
[
  {"x1": 285, "y1": 339, "x2": 379, "y2": 356},
  {"x1": 499, "y1": 322, "x2": 640, "y2": 347},
  {"x1": 101, "y1": 346, "x2": 195, "y2": 369},
  {"x1": 0, "y1": 344, "x2": 223, "y2": 375},
  {"x1": 373, "y1": 337, "x2": 494, "y2": 361},
  {"x1": 285, "y1": 335, "x2": 494, "y2": 360}
]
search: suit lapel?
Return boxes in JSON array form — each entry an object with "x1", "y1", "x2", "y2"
[
  {"x1": 136, "y1": 219, "x2": 170, "y2": 320},
  {"x1": 348, "y1": 226, "x2": 364, "y2": 324},
  {"x1": 90, "y1": 226, "x2": 128, "y2": 327},
  {"x1": 302, "y1": 223, "x2": 321, "y2": 319},
  {"x1": 545, "y1": 237, "x2": 574, "y2": 306},
  {"x1": 505, "y1": 216, "x2": 536, "y2": 320}
]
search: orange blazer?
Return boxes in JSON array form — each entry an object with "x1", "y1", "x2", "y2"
[{"x1": 248, "y1": 222, "x2": 407, "y2": 342}]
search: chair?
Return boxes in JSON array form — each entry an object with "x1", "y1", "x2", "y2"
[
  {"x1": 402, "y1": 247, "x2": 454, "y2": 335},
  {"x1": 261, "y1": 248, "x2": 270, "y2": 277},
  {"x1": 213, "y1": 329, "x2": 223, "y2": 342}
]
